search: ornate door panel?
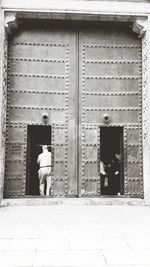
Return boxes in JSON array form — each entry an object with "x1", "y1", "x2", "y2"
[
  {"x1": 78, "y1": 24, "x2": 143, "y2": 197},
  {"x1": 4, "y1": 23, "x2": 78, "y2": 197}
]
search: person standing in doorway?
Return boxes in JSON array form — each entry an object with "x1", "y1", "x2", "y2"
[
  {"x1": 110, "y1": 153, "x2": 121, "y2": 195},
  {"x1": 37, "y1": 145, "x2": 52, "y2": 196}
]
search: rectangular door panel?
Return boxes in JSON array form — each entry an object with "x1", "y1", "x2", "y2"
[
  {"x1": 85, "y1": 47, "x2": 140, "y2": 60},
  {"x1": 85, "y1": 62, "x2": 140, "y2": 76},
  {"x1": 84, "y1": 95, "x2": 139, "y2": 108},
  {"x1": 10, "y1": 76, "x2": 66, "y2": 91},
  {"x1": 9, "y1": 92, "x2": 66, "y2": 107},
  {"x1": 8, "y1": 127, "x2": 24, "y2": 142},
  {"x1": 9, "y1": 109, "x2": 66, "y2": 124},
  {"x1": 6, "y1": 162, "x2": 24, "y2": 174},
  {"x1": 9, "y1": 61, "x2": 66, "y2": 75},
  {"x1": 84, "y1": 110, "x2": 139, "y2": 124},
  {"x1": 84, "y1": 79, "x2": 139, "y2": 92}
]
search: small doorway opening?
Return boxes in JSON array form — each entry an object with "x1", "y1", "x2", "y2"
[
  {"x1": 26, "y1": 125, "x2": 51, "y2": 196},
  {"x1": 100, "y1": 127, "x2": 124, "y2": 196}
]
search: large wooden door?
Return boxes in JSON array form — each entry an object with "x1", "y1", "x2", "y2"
[
  {"x1": 4, "y1": 22, "x2": 78, "y2": 198},
  {"x1": 78, "y1": 24, "x2": 143, "y2": 198},
  {"x1": 4, "y1": 21, "x2": 143, "y2": 198}
]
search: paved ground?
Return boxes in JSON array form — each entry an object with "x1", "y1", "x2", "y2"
[{"x1": 0, "y1": 203, "x2": 150, "y2": 267}]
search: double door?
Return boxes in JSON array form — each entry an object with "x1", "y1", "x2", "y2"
[{"x1": 4, "y1": 21, "x2": 142, "y2": 198}]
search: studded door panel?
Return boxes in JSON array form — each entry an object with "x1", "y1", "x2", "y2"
[
  {"x1": 124, "y1": 127, "x2": 143, "y2": 197},
  {"x1": 79, "y1": 24, "x2": 143, "y2": 197},
  {"x1": 4, "y1": 24, "x2": 77, "y2": 198}
]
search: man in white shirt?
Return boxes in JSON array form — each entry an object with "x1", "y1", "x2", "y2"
[{"x1": 37, "y1": 145, "x2": 52, "y2": 196}]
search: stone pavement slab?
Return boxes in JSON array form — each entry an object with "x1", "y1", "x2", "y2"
[
  {"x1": 103, "y1": 249, "x2": 150, "y2": 265},
  {"x1": 33, "y1": 250, "x2": 105, "y2": 266},
  {"x1": 0, "y1": 204, "x2": 150, "y2": 267},
  {"x1": 0, "y1": 251, "x2": 35, "y2": 267}
]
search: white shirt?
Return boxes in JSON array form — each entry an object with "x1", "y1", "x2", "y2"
[
  {"x1": 37, "y1": 150, "x2": 52, "y2": 168},
  {"x1": 100, "y1": 161, "x2": 106, "y2": 175}
]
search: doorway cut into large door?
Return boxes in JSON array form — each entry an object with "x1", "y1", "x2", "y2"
[{"x1": 100, "y1": 127, "x2": 124, "y2": 196}]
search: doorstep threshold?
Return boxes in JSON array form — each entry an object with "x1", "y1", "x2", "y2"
[{"x1": 0, "y1": 197, "x2": 146, "y2": 206}]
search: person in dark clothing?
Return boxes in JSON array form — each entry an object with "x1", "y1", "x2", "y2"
[
  {"x1": 109, "y1": 153, "x2": 121, "y2": 195},
  {"x1": 100, "y1": 154, "x2": 121, "y2": 195}
]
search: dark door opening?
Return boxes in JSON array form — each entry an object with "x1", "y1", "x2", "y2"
[
  {"x1": 26, "y1": 125, "x2": 51, "y2": 196},
  {"x1": 100, "y1": 127, "x2": 124, "y2": 196}
]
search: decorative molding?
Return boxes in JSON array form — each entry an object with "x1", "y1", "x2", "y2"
[
  {"x1": 127, "y1": 177, "x2": 141, "y2": 182},
  {"x1": 85, "y1": 143, "x2": 97, "y2": 147},
  {"x1": 85, "y1": 107, "x2": 139, "y2": 111},
  {"x1": 4, "y1": 12, "x2": 18, "y2": 35},
  {"x1": 53, "y1": 143, "x2": 65, "y2": 146},
  {"x1": 84, "y1": 91, "x2": 139, "y2": 96},
  {"x1": 132, "y1": 17, "x2": 147, "y2": 38},
  {"x1": 85, "y1": 60, "x2": 140, "y2": 64},
  {"x1": 81, "y1": 46, "x2": 86, "y2": 193},
  {"x1": 84, "y1": 177, "x2": 100, "y2": 181},
  {"x1": 138, "y1": 36, "x2": 144, "y2": 197},
  {"x1": 85, "y1": 75, "x2": 139, "y2": 80},
  {"x1": 128, "y1": 159, "x2": 140, "y2": 164},
  {"x1": 9, "y1": 122, "x2": 65, "y2": 128},
  {"x1": 9, "y1": 89, "x2": 67, "y2": 95},
  {"x1": 10, "y1": 105, "x2": 66, "y2": 111},
  {"x1": 55, "y1": 160, "x2": 64, "y2": 164},
  {"x1": 10, "y1": 58, "x2": 66, "y2": 63},
  {"x1": 126, "y1": 125, "x2": 139, "y2": 129},
  {"x1": 84, "y1": 160, "x2": 97, "y2": 164},
  {"x1": 2, "y1": 35, "x2": 8, "y2": 151},
  {"x1": 97, "y1": 126, "x2": 100, "y2": 196},
  {"x1": 11, "y1": 73, "x2": 66, "y2": 79},
  {"x1": 84, "y1": 44, "x2": 141, "y2": 48},
  {"x1": 4, "y1": 176, "x2": 23, "y2": 180},
  {"x1": 84, "y1": 123, "x2": 140, "y2": 128},
  {"x1": 3, "y1": 33, "x2": 9, "y2": 199},
  {"x1": 50, "y1": 124, "x2": 54, "y2": 197},
  {"x1": 5, "y1": 159, "x2": 24, "y2": 163},
  {"x1": 127, "y1": 143, "x2": 139, "y2": 147},
  {"x1": 22, "y1": 127, "x2": 27, "y2": 196},
  {"x1": 64, "y1": 47, "x2": 69, "y2": 197},
  {"x1": 11, "y1": 42, "x2": 67, "y2": 47},
  {"x1": 124, "y1": 126, "x2": 128, "y2": 196},
  {"x1": 142, "y1": 31, "x2": 148, "y2": 144}
]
